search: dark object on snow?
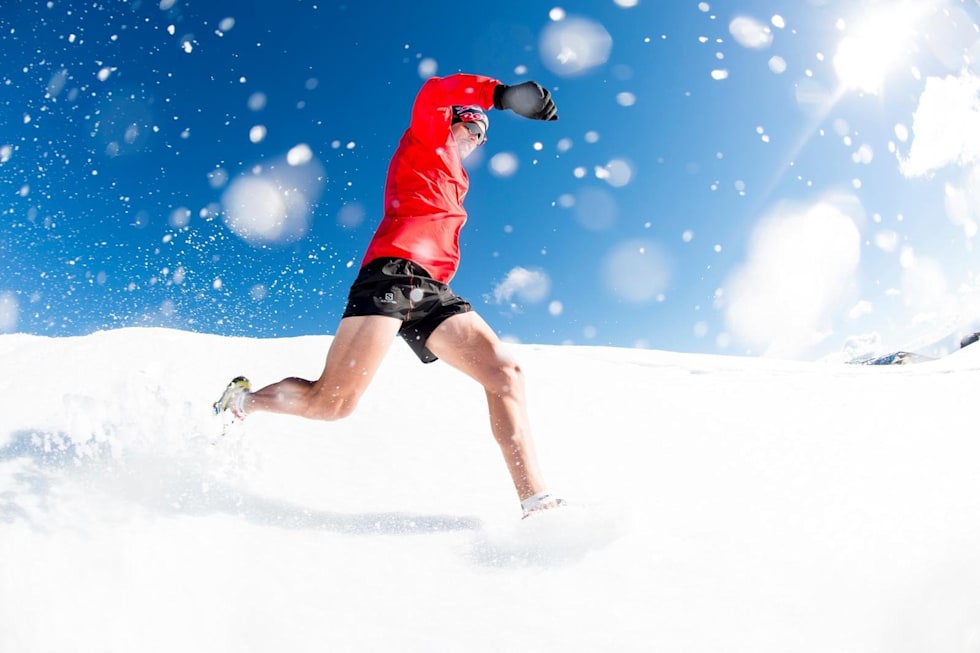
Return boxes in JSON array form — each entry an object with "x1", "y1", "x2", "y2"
[
  {"x1": 860, "y1": 351, "x2": 934, "y2": 366},
  {"x1": 961, "y1": 332, "x2": 980, "y2": 349}
]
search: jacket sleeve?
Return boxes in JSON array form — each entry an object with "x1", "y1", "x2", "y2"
[{"x1": 408, "y1": 73, "x2": 501, "y2": 148}]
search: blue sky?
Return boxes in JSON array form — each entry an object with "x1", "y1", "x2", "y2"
[{"x1": 2, "y1": 0, "x2": 980, "y2": 360}]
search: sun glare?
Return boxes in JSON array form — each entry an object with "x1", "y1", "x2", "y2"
[{"x1": 832, "y1": 2, "x2": 927, "y2": 94}]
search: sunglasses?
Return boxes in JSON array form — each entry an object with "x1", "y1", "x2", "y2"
[{"x1": 462, "y1": 121, "x2": 486, "y2": 145}]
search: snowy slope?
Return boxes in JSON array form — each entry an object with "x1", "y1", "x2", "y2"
[{"x1": 2, "y1": 328, "x2": 979, "y2": 653}]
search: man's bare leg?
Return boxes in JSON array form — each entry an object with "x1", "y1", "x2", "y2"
[
  {"x1": 244, "y1": 315, "x2": 402, "y2": 421},
  {"x1": 425, "y1": 311, "x2": 550, "y2": 502}
]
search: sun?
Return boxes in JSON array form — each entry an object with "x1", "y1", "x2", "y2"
[{"x1": 832, "y1": 1, "x2": 933, "y2": 95}]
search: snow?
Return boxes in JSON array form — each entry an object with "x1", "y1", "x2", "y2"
[{"x1": 2, "y1": 327, "x2": 980, "y2": 652}]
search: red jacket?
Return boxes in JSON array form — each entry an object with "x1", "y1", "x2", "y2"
[{"x1": 360, "y1": 74, "x2": 501, "y2": 283}]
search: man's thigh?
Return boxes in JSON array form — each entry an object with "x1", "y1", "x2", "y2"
[
  {"x1": 425, "y1": 312, "x2": 511, "y2": 385},
  {"x1": 315, "y1": 315, "x2": 402, "y2": 392}
]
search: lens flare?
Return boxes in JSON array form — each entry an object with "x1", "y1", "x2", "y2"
[{"x1": 832, "y1": 2, "x2": 927, "y2": 94}]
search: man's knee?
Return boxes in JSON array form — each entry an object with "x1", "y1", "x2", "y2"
[
  {"x1": 488, "y1": 355, "x2": 525, "y2": 396},
  {"x1": 302, "y1": 390, "x2": 359, "y2": 421}
]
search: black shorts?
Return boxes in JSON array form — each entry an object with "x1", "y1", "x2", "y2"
[{"x1": 342, "y1": 257, "x2": 472, "y2": 363}]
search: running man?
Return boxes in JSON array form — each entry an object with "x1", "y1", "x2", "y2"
[{"x1": 215, "y1": 73, "x2": 562, "y2": 518}]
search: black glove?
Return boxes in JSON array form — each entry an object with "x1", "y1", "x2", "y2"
[{"x1": 493, "y1": 81, "x2": 559, "y2": 121}]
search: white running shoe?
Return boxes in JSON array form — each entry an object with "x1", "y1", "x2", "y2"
[
  {"x1": 521, "y1": 493, "x2": 567, "y2": 519},
  {"x1": 212, "y1": 376, "x2": 251, "y2": 419}
]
